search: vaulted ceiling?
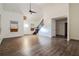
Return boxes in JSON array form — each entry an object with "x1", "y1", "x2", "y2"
[
  {"x1": 1, "y1": 3, "x2": 68, "y2": 19},
  {"x1": 2, "y1": 3, "x2": 59, "y2": 14},
  {"x1": 2, "y1": 3, "x2": 43, "y2": 14}
]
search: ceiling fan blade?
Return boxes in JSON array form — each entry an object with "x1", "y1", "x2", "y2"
[
  {"x1": 29, "y1": 10, "x2": 31, "y2": 12},
  {"x1": 29, "y1": 10, "x2": 36, "y2": 14},
  {"x1": 31, "y1": 10, "x2": 36, "y2": 13}
]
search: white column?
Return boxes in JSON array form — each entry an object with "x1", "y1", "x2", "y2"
[{"x1": 0, "y1": 35, "x2": 3, "y2": 44}]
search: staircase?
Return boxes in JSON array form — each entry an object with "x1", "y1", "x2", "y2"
[{"x1": 33, "y1": 19, "x2": 44, "y2": 35}]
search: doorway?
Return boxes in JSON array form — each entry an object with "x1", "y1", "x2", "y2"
[{"x1": 56, "y1": 17, "x2": 67, "y2": 38}]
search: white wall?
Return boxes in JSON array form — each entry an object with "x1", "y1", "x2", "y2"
[
  {"x1": 0, "y1": 15, "x2": 1, "y2": 34},
  {"x1": 1, "y1": 11, "x2": 24, "y2": 38},
  {"x1": 56, "y1": 20, "x2": 67, "y2": 36},
  {"x1": 0, "y1": 4, "x2": 3, "y2": 43},
  {"x1": 39, "y1": 3, "x2": 68, "y2": 37},
  {"x1": 42, "y1": 4, "x2": 68, "y2": 18},
  {"x1": 0, "y1": 4, "x2": 25, "y2": 38},
  {"x1": 0, "y1": 4, "x2": 3, "y2": 13},
  {"x1": 1, "y1": 3, "x2": 43, "y2": 37},
  {"x1": 69, "y1": 4, "x2": 79, "y2": 40},
  {"x1": 0, "y1": 4, "x2": 3, "y2": 35},
  {"x1": 24, "y1": 12, "x2": 43, "y2": 35},
  {"x1": 22, "y1": 4, "x2": 43, "y2": 35},
  {"x1": 51, "y1": 20, "x2": 56, "y2": 36},
  {"x1": 0, "y1": 3, "x2": 43, "y2": 39},
  {"x1": 0, "y1": 3, "x2": 69, "y2": 38}
]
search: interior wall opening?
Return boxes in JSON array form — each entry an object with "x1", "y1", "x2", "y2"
[{"x1": 56, "y1": 17, "x2": 67, "y2": 38}]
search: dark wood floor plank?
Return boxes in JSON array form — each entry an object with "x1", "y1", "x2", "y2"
[{"x1": 0, "y1": 35, "x2": 79, "y2": 56}]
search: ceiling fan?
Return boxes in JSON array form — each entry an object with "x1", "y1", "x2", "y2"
[{"x1": 29, "y1": 3, "x2": 36, "y2": 14}]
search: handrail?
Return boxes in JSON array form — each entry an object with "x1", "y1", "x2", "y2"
[
  {"x1": 33, "y1": 19, "x2": 44, "y2": 35},
  {"x1": 37, "y1": 19, "x2": 44, "y2": 29}
]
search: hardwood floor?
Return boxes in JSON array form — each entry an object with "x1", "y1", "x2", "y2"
[{"x1": 0, "y1": 35, "x2": 79, "y2": 56}]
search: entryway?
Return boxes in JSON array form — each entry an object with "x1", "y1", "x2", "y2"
[{"x1": 56, "y1": 17, "x2": 67, "y2": 38}]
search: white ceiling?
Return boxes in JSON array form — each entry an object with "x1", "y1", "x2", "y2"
[
  {"x1": 2, "y1": 3, "x2": 56, "y2": 13},
  {"x1": 3, "y1": 3, "x2": 43, "y2": 13},
  {"x1": 2, "y1": 3, "x2": 68, "y2": 16}
]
